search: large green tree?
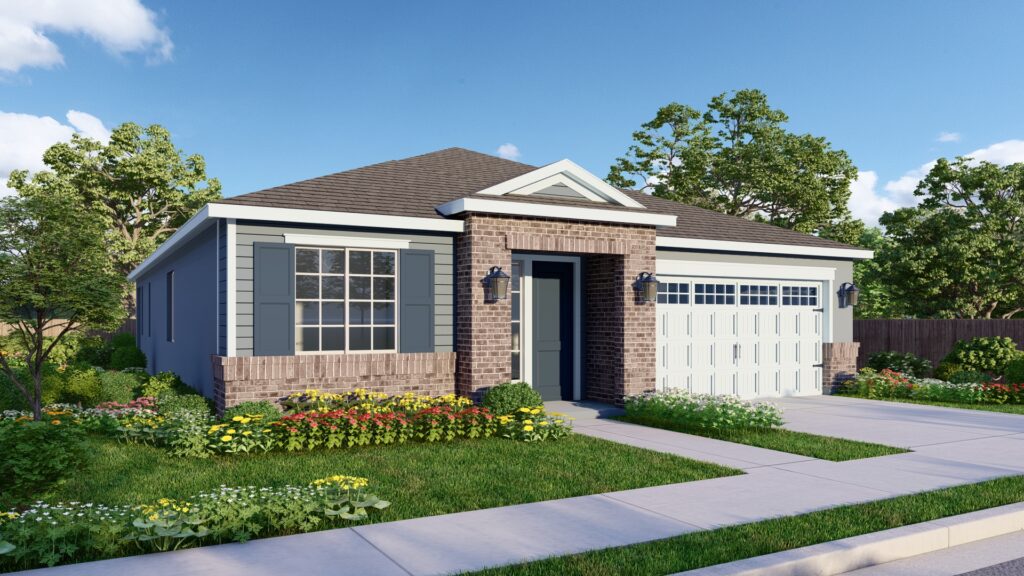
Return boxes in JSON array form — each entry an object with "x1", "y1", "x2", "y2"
[
  {"x1": 874, "y1": 158, "x2": 1024, "y2": 318},
  {"x1": 0, "y1": 190, "x2": 125, "y2": 420},
  {"x1": 8, "y1": 122, "x2": 221, "y2": 291},
  {"x1": 608, "y1": 89, "x2": 862, "y2": 244},
  {"x1": 851, "y1": 227, "x2": 902, "y2": 319}
]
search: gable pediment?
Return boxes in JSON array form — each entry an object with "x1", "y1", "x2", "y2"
[{"x1": 474, "y1": 159, "x2": 646, "y2": 209}]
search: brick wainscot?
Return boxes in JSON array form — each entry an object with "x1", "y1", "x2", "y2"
[{"x1": 211, "y1": 352, "x2": 456, "y2": 413}]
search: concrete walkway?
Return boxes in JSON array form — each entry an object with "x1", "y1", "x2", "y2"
[{"x1": 18, "y1": 397, "x2": 1024, "y2": 576}]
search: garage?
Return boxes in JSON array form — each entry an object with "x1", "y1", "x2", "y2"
[{"x1": 656, "y1": 276, "x2": 824, "y2": 399}]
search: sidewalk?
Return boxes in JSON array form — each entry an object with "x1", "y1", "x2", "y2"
[{"x1": 17, "y1": 396, "x2": 1024, "y2": 576}]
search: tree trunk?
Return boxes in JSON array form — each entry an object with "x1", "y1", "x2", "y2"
[{"x1": 32, "y1": 370, "x2": 42, "y2": 421}]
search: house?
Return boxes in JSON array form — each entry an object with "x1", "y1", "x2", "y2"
[{"x1": 127, "y1": 148, "x2": 872, "y2": 411}]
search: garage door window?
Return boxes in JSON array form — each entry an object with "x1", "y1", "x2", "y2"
[
  {"x1": 657, "y1": 282, "x2": 689, "y2": 304},
  {"x1": 694, "y1": 283, "x2": 735, "y2": 305},
  {"x1": 740, "y1": 285, "x2": 779, "y2": 306},
  {"x1": 782, "y1": 286, "x2": 818, "y2": 306}
]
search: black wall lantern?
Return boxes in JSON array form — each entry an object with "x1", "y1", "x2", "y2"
[
  {"x1": 636, "y1": 272, "x2": 659, "y2": 303},
  {"x1": 483, "y1": 266, "x2": 511, "y2": 301},
  {"x1": 838, "y1": 282, "x2": 859, "y2": 308}
]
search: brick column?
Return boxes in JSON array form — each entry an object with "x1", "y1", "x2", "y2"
[{"x1": 822, "y1": 342, "x2": 860, "y2": 394}]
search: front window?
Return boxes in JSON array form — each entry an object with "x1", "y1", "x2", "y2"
[{"x1": 295, "y1": 247, "x2": 397, "y2": 353}]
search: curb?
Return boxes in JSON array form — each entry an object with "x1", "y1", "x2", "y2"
[{"x1": 673, "y1": 502, "x2": 1024, "y2": 576}]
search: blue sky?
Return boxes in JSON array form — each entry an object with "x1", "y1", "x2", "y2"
[{"x1": 2, "y1": 0, "x2": 1023, "y2": 225}]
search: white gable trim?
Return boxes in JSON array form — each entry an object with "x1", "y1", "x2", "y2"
[
  {"x1": 437, "y1": 197, "x2": 677, "y2": 227},
  {"x1": 476, "y1": 159, "x2": 646, "y2": 208},
  {"x1": 656, "y1": 236, "x2": 874, "y2": 260}
]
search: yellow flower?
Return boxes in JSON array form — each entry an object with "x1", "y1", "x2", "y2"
[
  {"x1": 227, "y1": 429, "x2": 236, "y2": 434},
  {"x1": 262, "y1": 429, "x2": 271, "y2": 433},
  {"x1": 555, "y1": 419, "x2": 564, "y2": 424},
  {"x1": 51, "y1": 419, "x2": 61, "y2": 425},
  {"x1": 530, "y1": 408, "x2": 540, "y2": 415},
  {"x1": 232, "y1": 416, "x2": 244, "y2": 422},
  {"x1": 221, "y1": 435, "x2": 233, "y2": 442},
  {"x1": 523, "y1": 425, "x2": 534, "y2": 432},
  {"x1": 523, "y1": 419, "x2": 533, "y2": 424},
  {"x1": 243, "y1": 431, "x2": 252, "y2": 436},
  {"x1": 539, "y1": 421, "x2": 549, "y2": 426},
  {"x1": 519, "y1": 407, "x2": 531, "y2": 413}
]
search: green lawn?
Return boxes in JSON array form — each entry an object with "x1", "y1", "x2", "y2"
[
  {"x1": 616, "y1": 415, "x2": 909, "y2": 461},
  {"x1": 48, "y1": 434, "x2": 740, "y2": 523},
  {"x1": 841, "y1": 395, "x2": 1024, "y2": 415},
  {"x1": 468, "y1": 475, "x2": 1024, "y2": 576}
]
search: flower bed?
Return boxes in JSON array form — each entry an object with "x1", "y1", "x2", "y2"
[
  {"x1": 624, "y1": 389, "x2": 784, "y2": 430},
  {"x1": 839, "y1": 368, "x2": 1024, "y2": 405},
  {"x1": 0, "y1": 475, "x2": 388, "y2": 571}
]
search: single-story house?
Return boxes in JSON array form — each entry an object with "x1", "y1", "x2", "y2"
[{"x1": 127, "y1": 148, "x2": 872, "y2": 411}]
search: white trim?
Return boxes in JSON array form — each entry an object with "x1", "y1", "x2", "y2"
[
  {"x1": 514, "y1": 254, "x2": 582, "y2": 402},
  {"x1": 656, "y1": 236, "x2": 873, "y2": 260},
  {"x1": 215, "y1": 219, "x2": 220, "y2": 354},
  {"x1": 502, "y1": 173, "x2": 608, "y2": 203},
  {"x1": 207, "y1": 203, "x2": 463, "y2": 232},
  {"x1": 656, "y1": 259, "x2": 837, "y2": 281},
  {"x1": 476, "y1": 159, "x2": 646, "y2": 208},
  {"x1": 437, "y1": 197, "x2": 677, "y2": 227},
  {"x1": 226, "y1": 219, "x2": 237, "y2": 357},
  {"x1": 127, "y1": 205, "x2": 212, "y2": 281},
  {"x1": 283, "y1": 234, "x2": 410, "y2": 250}
]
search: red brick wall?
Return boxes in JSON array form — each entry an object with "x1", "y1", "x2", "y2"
[
  {"x1": 822, "y1": 342, "x2": 860, "y2": 394},
  {"x1": 455, "y1": 213, "x2": 657, "y2": 403},
  {"x1": 211, "y1": 352, "x2": 456, "y2": 413}
]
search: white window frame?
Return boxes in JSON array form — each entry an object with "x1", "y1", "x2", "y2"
[{"x1": 294, "y1": 246, "x2": 399, "y2": 355}]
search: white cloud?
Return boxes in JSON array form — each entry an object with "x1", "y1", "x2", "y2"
[
  {"x1": 0, "y1": 0, "x2": 172, "y2": 73},
  {"x1": 966, "y1": 139, "x2": 1024, "y2": 165},
  {"x1": 0, "y1": 110, "x2": 109, "y2": 195},
  {"x1": 496, "y1": 143, "x2": 521, "y2": 161},
  {"x1": 849, "y1": 170, "x2": 902, "y2": 226},
  {"x1": 937, "y1": 131, "x2": 961, "y2": 143}
]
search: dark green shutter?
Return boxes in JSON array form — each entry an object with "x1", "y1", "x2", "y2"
[
  {"x1": 253, "y1": 243, "x2": 295, "y2": 356},
  {"x1": 399, "y1": 249, "x2": 435, "y2": 353}
]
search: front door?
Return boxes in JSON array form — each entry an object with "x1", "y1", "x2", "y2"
[{"x1": 532, "y1": 261, "x2": 574, "y2": 401}]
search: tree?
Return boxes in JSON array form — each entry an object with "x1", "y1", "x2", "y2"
[
  {"x1": 7, "y1": 123, "x2": 220, "y2": 306},
  {"x1": 851, "y1": 227, "x2": 902, "y2": 319},
  {"x1": 0, "y1": 190, "x2": 126, "y2": 420},
  {"x1": 874, "y1": 158, "x2": 1024, "y2": 318},
  {"x1": 608, "y1": 89, "x2": 861, "y2": 244}
]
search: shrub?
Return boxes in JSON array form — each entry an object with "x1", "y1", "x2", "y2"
[
  {"x1": 109, "y1": 332, "x2": 137, "y2": 349},
  {"x1": 157, "y1": 393, "x2": 212, "y2": 419},
  {"x1": 1004, "y1": 358, "x2": 1024, "y2": 384},
  {"x1": 942, "y1": 337, "x2": 1022, "y2": 376},
  {"x1": 624, "y1": 389, "x2": 784, "y2": 430},
  {"x1": 60, "y1": 367, "x2": 103, "y2": 406},
  {"x1": 109, "y1": 345, "x2": 146, "y2": 370},
  {"x1": 98, "y1": 371, "x2": 139, "y2": 404},
  {"x1": 0, "y1": 477, "x2": 388, "y2": 571},
  {"x1": 224, "y1": 401, "x2": 282, "y2": 422},
  {"x1": 73, "y1": 335, "x2": 111, "y2": 367},
  {"x1": 0, "y1": 419, "x2": 84, "y2": 507},
  {"x1": 934, "y1": 362, "x2": 965, "y2": 382},
  {"x1": 949, "y1": 370, "x2": 989, "y2": 384},
  {"x1": 141, "y1": 371, "x2": 184, "y2": 398},
  {"x1": 866, "y1": 351, "x2": 933, "y2": 378},
  {"x1": 482, "y1": 382, "x2": 543, "y2": 416}
]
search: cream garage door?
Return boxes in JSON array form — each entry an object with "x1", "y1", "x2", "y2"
[{"x1": 656, "y1": 277, "x2": 823, "y2": 399}]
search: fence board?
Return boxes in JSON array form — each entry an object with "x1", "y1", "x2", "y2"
[
  {"x1": 0, "y1": 319, "x2": 136, "y2": 342},
  {"x1": 854, "y1": 319, "x2": 1024, "y2": 369}
]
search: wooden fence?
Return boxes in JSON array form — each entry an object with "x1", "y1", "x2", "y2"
[
  {"x1": 854, "y1": 319, "x2": 1024, "y2": 369},
  {"x1": 0, "y1": 318, "x2": 136, "y2": 342}
]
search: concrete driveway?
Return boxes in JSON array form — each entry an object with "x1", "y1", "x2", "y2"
[{"x1": 19, "y1": 396, "x2": 1024, "y2": 576}]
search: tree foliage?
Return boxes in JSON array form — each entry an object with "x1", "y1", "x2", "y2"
[
  {"x1": 874, "y1": 158, "x2": 1024, "y2": 319},
  {"x1": 0, "y1": 191, "x2": 126, "y2": 420},
  {"x1": 852, "y1": 227, "x2": 902, "y2": 319},
  {"x1": 8, "y1": 122, "x2": 221, "y2": 286},
  {"x1": 608, "y1": 89, "x2": 861, "y2": 243}
]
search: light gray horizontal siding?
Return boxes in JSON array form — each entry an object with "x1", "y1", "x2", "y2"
[{"x1": 234, "y1": 223, "x2": 455, "y2": 356}]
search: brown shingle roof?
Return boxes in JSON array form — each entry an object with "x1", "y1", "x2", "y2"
[{"x1": 219, "y1": 147, "x2": 860, "y2": 252}]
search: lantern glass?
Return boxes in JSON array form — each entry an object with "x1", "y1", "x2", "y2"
[
  {"x1": 846, "y1": 284, "x2": 859, "y2": 306},
  {"x1": 637, "y1": 272, "x2": 659, "y2": 303},
  {"x1": 485, "y1": 266, "x2": 511, "y2": 301}
]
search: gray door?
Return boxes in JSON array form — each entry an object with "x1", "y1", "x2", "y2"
[{"x1": 532, "y1": 261, "x2": 574, "y2": 401}]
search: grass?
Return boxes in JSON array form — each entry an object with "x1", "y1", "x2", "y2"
[
  {"x1": 468, "y1": 475, "x2": 1024, "y2": 576},
  {"x1": 840, "y1": 395, "x2": 1024, "y2": 415},
  {"x1": 616, "y1": 414, "x2": 909, "y2": 461},
  {"x1": 48, "y1": 434, "x2": 740, "y2": 523}
]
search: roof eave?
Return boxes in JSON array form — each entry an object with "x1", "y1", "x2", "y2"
[
  {"x1": 436, "y1": 197, "x2": 677, "y2": 227},
  {"x1": 655, "y1": 236, "x2": 873, "y2": 260}
]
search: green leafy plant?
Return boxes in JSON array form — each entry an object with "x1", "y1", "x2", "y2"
[
  {"x1": 1004, "y1": 358, "x2": 1024, "y2": 385},
  {"x1": 934, "y1": 362, "x2": 965, "y2": 382},
  {"x1": 942, "y1": 337, "x2": 1022, "y2": 376},
  {"x1": 141, "y1": 371, "x2": 184, "y2": 398},
  {"x1": 482, "y1": 382, "x2": 543, "y2": 416},
  {"x1": 74, "y1": 335, "x2": 112, "y2": 368},
  {"x1": 0, "y1": 419, "x2": 84, "y2": 507},
  {"x1": 60, "y1": 367, "x2": 103, "y2": 406},
  {"x1": 496, "y1": 406, "x2": 573, "y2": 442},
  {"x1": 98, "y1": 371, "x2": 140, "y2": 404},
  {"x1": 949, "y1": 370, "x2": 990, "y2": 385},
  {"x1": 866, "y1": 351, "x2": 933, "y2": 378},
  {"x1": 109, "y1": 345, "x2": 147, "y2": 370},
  {"x1": 157, "y1": 393, "x2": 211, "y2": 419},
  {"x1": 223, "y1": 401, "x2": 281, "y2": 422},
  {"x1": 625, "y1": 390, "x2": 784, "y2": 430}
]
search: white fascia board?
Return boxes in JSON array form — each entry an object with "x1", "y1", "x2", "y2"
[
  {"x1": 476, "y1": 159, "x2": 646, "y2": 209},
  {"x1": 284, "y1": 233, "x2": 411, "y2": 250},
  {"x1": 127, "y1": 205, "x2": 213, "y2": 281},
  {"x1": 656, "y1": 258, "x2": 837, "y2": 281},
  {"x1": 437, "y1": 197, "x2": 677, "y2": 227},
  {"x1": 206, "y1": 203, "x2": 464, "y2": 233},
  {"x1": 656, "y1": 236, "x2": 874, "y2": 260}
]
